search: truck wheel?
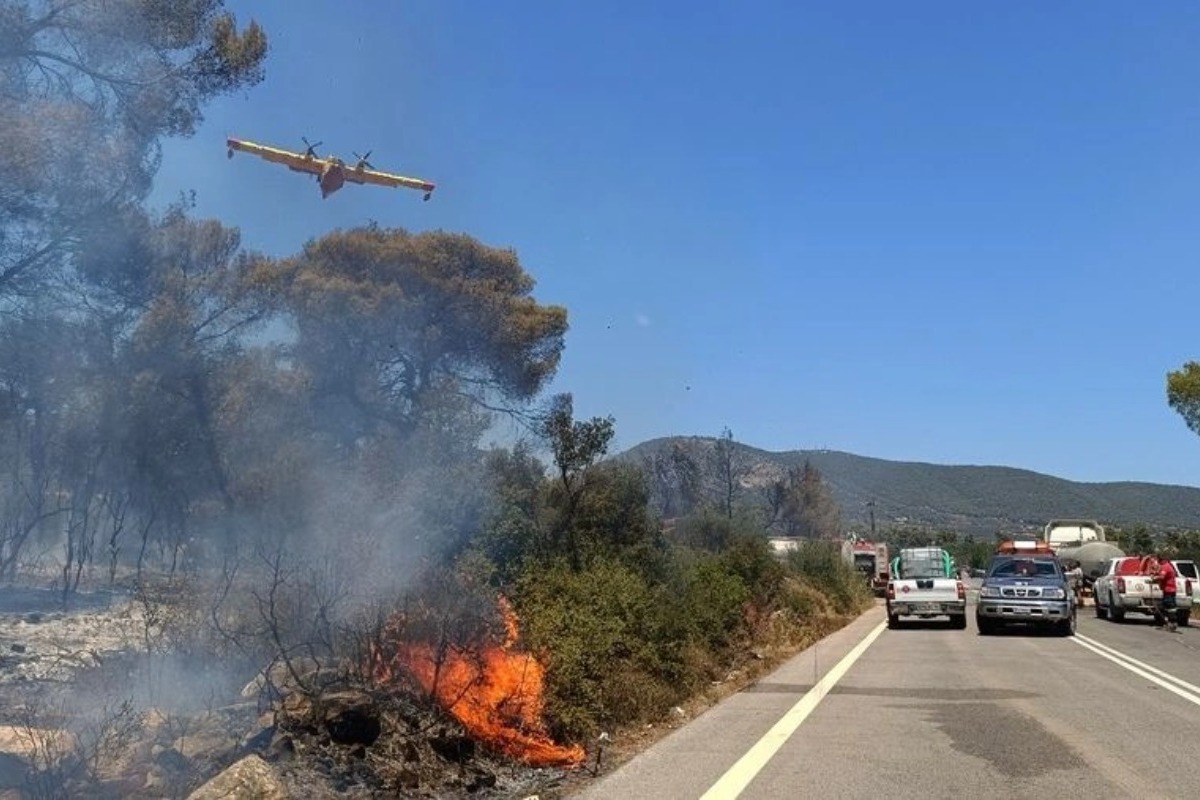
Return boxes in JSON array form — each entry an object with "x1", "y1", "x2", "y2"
[
  {"x1": 1110, "y1": 604, "x2": 1125, "y2": 622},
  {"x1": 1056, "y1": 614, "x2": 1076, "y2": 637},
  {"x1": 976, "y1": 617, "x2": 995, "y2": 636},
  {"x1": 887, "y1": 613, "x2": 899, "y2": 629},
  {"x1": 1095, "y1": 598, "x2": 1108, "y2": 619},
  {"x1": 951, "y1": 614, "x2": 967, "y2": 630},
  {"x1": 1178, "y1": 610, "x2": 1190, "y2": 628}
]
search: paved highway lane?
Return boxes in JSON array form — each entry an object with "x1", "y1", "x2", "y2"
[
  {"x1": 570, "y1": 600, "x2": 1200, "y2": 800},
  {"x1": 1075, "y1": 601, "x2": 1200, "y2": 684}
]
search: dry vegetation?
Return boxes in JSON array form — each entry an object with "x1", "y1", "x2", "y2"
[
  {"x1": 0, "y1": 4, "x2": 877, "y2": 797},
  {"x1": 0, "y1": 536, "x2": 871, "y2": 798}
]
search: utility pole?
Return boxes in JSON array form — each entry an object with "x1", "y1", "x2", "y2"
[{"x1": 867, "y1": 500, "x2": 876, "y2": 539}]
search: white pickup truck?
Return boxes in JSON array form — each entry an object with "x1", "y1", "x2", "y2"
[
  {"x1": 1174, "y1": 560, "x2": 1200, "y2": 623},
  {"x1": 1094, "y1": 556, "x2": 1194, "y2": 625},
  {"x1": 885, "y1": 547, "x2": 967, "y2": 629}
]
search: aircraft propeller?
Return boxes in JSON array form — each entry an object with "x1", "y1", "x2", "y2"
[
  {"x1": 353, "y1": 150, "x2": 374, "y2": 170},
  {"x1": 302, "y1": 136, "x2": 322, "y2": 158}
]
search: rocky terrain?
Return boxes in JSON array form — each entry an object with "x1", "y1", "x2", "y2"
[
  {"x1": 0, "y1": 586, "x2": 585, "y2": 799},
  {"x1": 0, "y1": 566, "x2": 859, "y2": 799}
]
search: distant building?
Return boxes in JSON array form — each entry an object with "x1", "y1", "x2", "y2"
[{"x1": 767, "y1": 537, "x2": 800, "y2": 556}]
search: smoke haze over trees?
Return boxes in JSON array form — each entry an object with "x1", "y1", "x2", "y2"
[
  {"x1": 0, "y1": 4, "x2": 878, "y2": 797},
  {"x1": 0, "y1": 0, "x2": 571, "y2": 588},
  {"x1": 0, "y1": 0, "x2": 267, "y2": 300}
]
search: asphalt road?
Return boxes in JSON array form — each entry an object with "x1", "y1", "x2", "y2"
[{"x1": 570, "y1": 592, "x2": 1200, "y2": 800}]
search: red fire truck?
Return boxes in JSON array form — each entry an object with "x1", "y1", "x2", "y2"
[{"x1": 842, "y1": 538, "x2": 890, "y2": 597}]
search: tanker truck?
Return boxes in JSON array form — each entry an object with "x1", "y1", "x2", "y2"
[{"x1": 1042, "y1": 519, "x2": 1124, "y2": 596}]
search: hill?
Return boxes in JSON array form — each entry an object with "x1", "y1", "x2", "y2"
[{"x1": 615, "y1": 436, "x2": 1200, "y2": 536}]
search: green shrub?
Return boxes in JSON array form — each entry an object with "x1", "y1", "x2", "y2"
[
  {"x1": 505, "y1": 508, "x2": 874, "y2": 743},
  {"x1": 785, "y1": 541, "x2": 872, "y2": 614},
  {"x1": 514, "y1": 558, "x2": 683, "y2": 739},
  {"x1": 673, "y1": 554, "x2": 751, "y2": 651},
  {"x1": 717, "y1": 532, "x2": 786, "y2": 601},
  {"x1": 671, "y1": 509, "x2": 760, "y2": 552},
  {"x1": 776, "y1": 574, "x2": 834, "y2": 619}
]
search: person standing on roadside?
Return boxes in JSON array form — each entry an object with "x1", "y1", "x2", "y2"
[
  {"x1": 1150, "y1": 552, "x2": 1179, "y2": 632},
  {"x1": 1064, "y1": 560, "x2": 1084, "y2": 605}
]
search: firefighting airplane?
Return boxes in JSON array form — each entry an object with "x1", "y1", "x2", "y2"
[{"x1": 226, "y1": 136, "x2": 436, "y2": 201}]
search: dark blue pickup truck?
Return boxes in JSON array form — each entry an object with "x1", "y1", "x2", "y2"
[{"x1": 975, "y1": 552, "x2": 1076, "y2": 636}]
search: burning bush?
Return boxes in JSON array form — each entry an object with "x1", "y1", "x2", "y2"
[{"x1": 369, "y1": 595, "x2": 584, "y2": 768}]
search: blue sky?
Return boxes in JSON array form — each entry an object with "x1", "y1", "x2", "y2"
[{"x1": 151, "y1": 1, "x2": 1200, "y2": 486}]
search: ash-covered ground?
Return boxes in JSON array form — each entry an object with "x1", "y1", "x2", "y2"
[{"x1": 0, "y1": 585, "x2": 584, "y2": 799}]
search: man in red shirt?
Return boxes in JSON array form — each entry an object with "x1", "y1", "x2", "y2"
[{"x1": 1150, "y1": 552, "x2": 1179, "y2": 632}]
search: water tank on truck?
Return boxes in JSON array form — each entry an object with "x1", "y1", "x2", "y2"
[{"x1": 1042, "y1": 519, "x2": 1124, "y2": 583}]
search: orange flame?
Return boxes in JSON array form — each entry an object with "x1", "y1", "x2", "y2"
[{"x1": 374, "y1": 597, "x2": 585, "y2": 767}]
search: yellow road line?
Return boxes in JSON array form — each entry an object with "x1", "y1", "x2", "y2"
[{"x1": 700, "y1": 620, "x2": 887, "y2": 800}]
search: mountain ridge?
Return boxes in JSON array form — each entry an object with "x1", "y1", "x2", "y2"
[{"x1": 614, "y1": 436, "x2": 1200, "y2": 536}]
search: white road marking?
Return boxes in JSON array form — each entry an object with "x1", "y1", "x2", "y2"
[
  {"x1": 1074, "y1": 633, "x2": 1200, "y2": 695},
  {"x1": 700, "y1": 620, "x2": 887, "y2": 800},
  {"x1": 1073, "y1": 634, "x2": 1200, "y2": 707}
]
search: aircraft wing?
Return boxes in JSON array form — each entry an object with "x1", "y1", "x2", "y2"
[
  {"x1": 344, "y1": 164, "x2": 436, "y2": 195},
  {"x1": 227, "y1": 138, "x2": 324, "y2": 176}
]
